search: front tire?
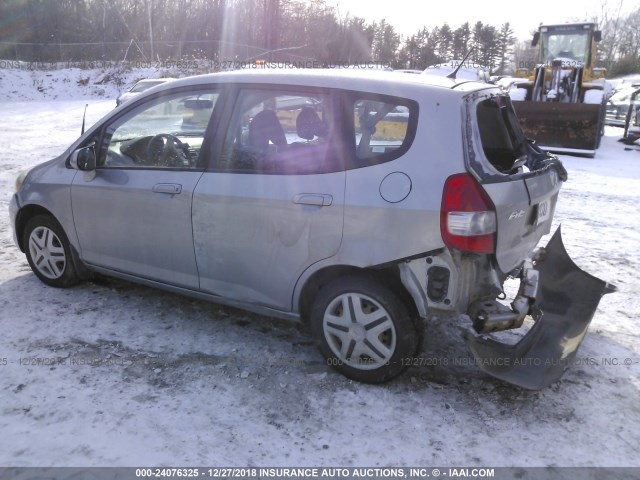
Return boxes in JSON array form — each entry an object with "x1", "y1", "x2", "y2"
[
  {"x1": 23, "y1": 215, "x2": 80, "y2": 288},
  {"x1": 310, "y1": 275, "x2": 420, "y2": 383}
]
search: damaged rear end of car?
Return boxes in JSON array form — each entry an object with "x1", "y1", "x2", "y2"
[{"x1": 410, "y1": 87, "x2": 615, "y2": 389}]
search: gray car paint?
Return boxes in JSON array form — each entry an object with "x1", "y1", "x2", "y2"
[
  {"x1": 71, "y1": 169, "x2": 204, "y2": 289},
  {"x1": 192, "y1": 171, "x2": 345, "y2": 310}
]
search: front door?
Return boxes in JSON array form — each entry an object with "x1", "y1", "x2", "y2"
[{"x1": 71, "y1": 89, "x2": 220, "y2": 288}]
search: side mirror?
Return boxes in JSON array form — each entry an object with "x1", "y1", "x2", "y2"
[
  {"x1": 70, "y1": 146, "x2": 96, "y2": 171},
  {"x1": 531, "y1": 32, "x2": 540, "y2": 47},
  {"x1": 594, "y1": 30, "x2": 602, "y2": 42}
]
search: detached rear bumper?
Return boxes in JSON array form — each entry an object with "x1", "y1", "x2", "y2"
[{"x1": 465, "y1": 227, "x2": 616, "y2": 390}]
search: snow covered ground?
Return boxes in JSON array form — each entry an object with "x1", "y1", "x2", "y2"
[
  {"x1": 0, "y1": 67, "x2": 639, "y2": 468},
  {"x1": 0, "y1": 62, "x2": 194, "y2": 101}
]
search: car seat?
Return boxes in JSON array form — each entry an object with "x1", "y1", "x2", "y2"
[
  {"x1": 248, "y1": 110, "x2": 287, "y2": 150},
  {"x1": 296, "y1": 106, "x2": 327, "y2": 141}
]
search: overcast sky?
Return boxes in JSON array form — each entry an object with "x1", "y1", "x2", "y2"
[{"x1": 333, "y1": 0, "x2": 632, "y2": 41}]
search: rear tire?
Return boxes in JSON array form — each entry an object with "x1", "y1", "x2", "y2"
[
  {"x1": 310, "y1": 275, "x2": 420, "y2": 383},
  {"x1": 23, "y1": 215, "x2": 80, "y2": 288}
]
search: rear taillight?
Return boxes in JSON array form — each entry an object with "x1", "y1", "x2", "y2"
[{"x1": 441, "y1": 173, "x2": 496, "y2": 254}]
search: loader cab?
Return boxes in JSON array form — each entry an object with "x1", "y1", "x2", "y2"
[{"x1": 533, "y1": 23, "x2": 601, "y2": 69}]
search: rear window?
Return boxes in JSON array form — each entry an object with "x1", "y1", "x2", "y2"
[{"x1": 476, "y1": 96, "x2": 525, "y2": 174}]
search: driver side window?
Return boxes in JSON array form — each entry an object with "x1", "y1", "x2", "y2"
[{"x1": 99, "y1": 90, "x2": 219, "y2": 169}]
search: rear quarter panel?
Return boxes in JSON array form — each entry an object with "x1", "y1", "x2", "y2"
[{"x1": 337, "y1": 90, "x2": 466, "y2": 266}]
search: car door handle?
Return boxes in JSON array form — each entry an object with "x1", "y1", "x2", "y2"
[
  {"x1": 293, "y1": 194, "x2": 333, "y2": 206},
  {"x1": 152, "y1": 183, "x2": 182, "y2": 194}
]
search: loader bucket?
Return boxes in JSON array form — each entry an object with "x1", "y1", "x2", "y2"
[
  {"x1": 513, "y1": 102, "x2": 603, "y2": 155},
  {"x1": 465, "y1": 227, "x2": 616, "y2": 390}
]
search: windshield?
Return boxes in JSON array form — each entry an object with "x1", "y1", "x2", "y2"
[{"x1": 539, "y1": 27, "x2": 592, "y2": 65}]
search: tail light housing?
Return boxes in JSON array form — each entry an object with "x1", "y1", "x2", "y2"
[{"x1": 441, "y1": 173, "x2": 496, "y2": 254}]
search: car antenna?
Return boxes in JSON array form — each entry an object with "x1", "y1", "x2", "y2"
[
  {"x1": 81, "y1": 104, "x2": 88, "y2": 135},
  {"x1": 447, "y1": 49, "x2": 475, "y2": 80}
]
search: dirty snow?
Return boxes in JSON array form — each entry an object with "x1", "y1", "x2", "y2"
[{"x1": 0, "y1": 66, "x2": 639, "y2": 468}]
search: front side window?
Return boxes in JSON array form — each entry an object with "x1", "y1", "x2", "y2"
[
  {"x1": 218, "y1": 88, "x2": 341, "y2": 174},
  {"x1": 99, "y1": 90, "x2": 219, "y2": 169}
]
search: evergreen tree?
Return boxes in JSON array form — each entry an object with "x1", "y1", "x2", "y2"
[{"x1": 495, "y1": 22, "x2": 515, "y2": 75}]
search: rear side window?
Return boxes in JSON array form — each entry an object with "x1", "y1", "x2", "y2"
[
  {"x1": 352, "y1": 95, "x2": 418, "y2": 166},
  {"x1": 217, "y1": 88, "x2": 418, "y2": 173}
]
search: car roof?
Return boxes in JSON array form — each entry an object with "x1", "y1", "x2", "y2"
[
  {"x1": 133, "y1": 78, "x2": 175, "y2": 86},
  {"x1": 155, "y1": 69, "x2": 495, "y2": 97}
]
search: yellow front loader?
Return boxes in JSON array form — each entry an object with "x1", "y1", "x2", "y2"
[{"x1": 511, "y1": 23, "x2": 607, "y2": 156}]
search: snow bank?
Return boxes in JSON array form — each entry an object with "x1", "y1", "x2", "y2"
[{"x1": 0, "y1": 61, "x2": 205, "y2": 101}]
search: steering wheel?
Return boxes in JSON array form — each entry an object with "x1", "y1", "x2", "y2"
[{"x1": 146, "y1": 133, "x2": 190, "y2": 167}]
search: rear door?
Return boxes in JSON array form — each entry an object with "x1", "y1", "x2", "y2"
[
  {"x1": 469, "y1": 93, "x2": 563, "y2": 273},
  {"x1": 192, "y1": 86, "x2": 346, "y2": 311}
]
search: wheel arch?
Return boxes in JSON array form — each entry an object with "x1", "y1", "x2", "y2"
[
  {"x1": 16, "y1": 204, "x2": 90, "y2": 280},
  {"x1": 297, "y1": 263, "x2": 419, "y2": 323},
  {"x1": 15, "y1": 204, "x2": 57, "y2": 252}
]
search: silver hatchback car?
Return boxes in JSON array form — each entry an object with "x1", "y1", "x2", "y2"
[{"x1": 10, "y1": 69, "x2": 613, "y2": 387}]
